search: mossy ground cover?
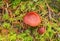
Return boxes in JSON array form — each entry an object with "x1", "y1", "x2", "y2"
[{"x1": 0, "y1": 0, "x2": 60, "y2": 41}]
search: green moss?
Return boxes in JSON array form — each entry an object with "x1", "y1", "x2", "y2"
[
  {"x1": 0, "y1": 0, "x2": 60, "y2": 41},
  {"x1": 2, "y1": 22, "x2": 11, "y2": 29},
  {"x1": 2, "y1": 14, "x2": 10, "y2": 20}
]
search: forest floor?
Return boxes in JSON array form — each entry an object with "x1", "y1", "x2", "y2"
[{"x1": 0, "y1": 0, "x2": 60, "y2": 41}]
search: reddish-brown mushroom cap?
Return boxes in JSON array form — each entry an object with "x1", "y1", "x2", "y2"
[
  {"x1": 23, "y1": 12, "x2": 41, "y2": 27},
  {"x1": 38, "y1": 27, "x2": 46, "y2": 34}
]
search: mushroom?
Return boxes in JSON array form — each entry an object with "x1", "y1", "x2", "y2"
[
  {"x1": 37, "y1": 27, "x2": 46, "y2": 34},
  {"x1": 23, "y1": 11, "x2": 41, "y2": 27}
]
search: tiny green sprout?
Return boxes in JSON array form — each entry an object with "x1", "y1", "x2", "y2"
[
  {"x1": 9, "y1": 18, "x2": 16, "y2": 22},
  {"x1": 16, "y1": 14, "x2": 25, "y2": 21},
  {"x1": 9, "y1": 34, "x2": 16, "y2": 41},
  {"x1": 21, "y1": 4, "x2": 26, "y2": 11},
  {"x1": 11, "y1": 0, "x2": 21, "y2": 9},
  {"x1": 3, "y1": 14, "x2": 9, "y2": 20},
  {"x1": 17, "y1": 33, "x2": 33, "y2": 41},
  {"x1": 2, "y1": 22, "x2": 11, "y2": 29},
  {"x1": 25, "y1": 30, "x2": 30, "y2": 34},
  {"x1": 27, "y1": 2, "x2": 34, "y2": 10},
  {"x1": 15, "y1": 9, "x2": 20, "y2": 15},
  {"x1": 24, "y1": 36, "x2": 33, "y2": 41}
]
